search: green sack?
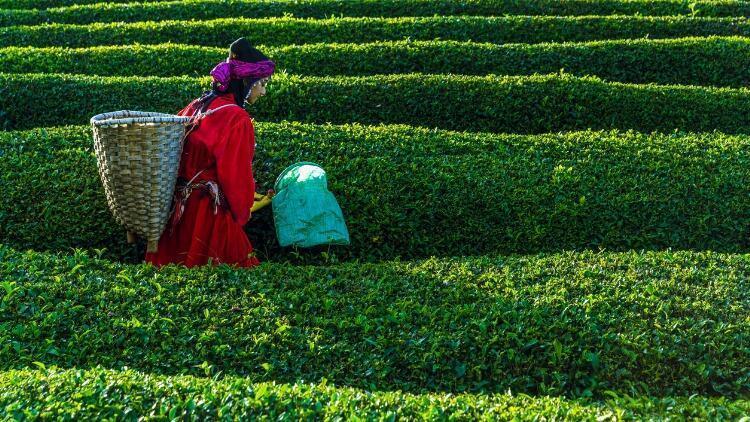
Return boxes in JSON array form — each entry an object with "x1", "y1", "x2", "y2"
[{"x1": 272, "y1": 162, "x2": 350, "y2": 248}]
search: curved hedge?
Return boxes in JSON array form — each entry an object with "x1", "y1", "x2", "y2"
[
  {"x1": 2, "y1": 125, "x2": 750, "y2": 263},
  {"x1": 2, "y1": 72, "x2": 750, "y2": 134},
  {"x1": 0, "y1": 0, "x2": 743, "y2": 16},
  {"x1": 3, "y1": 0, "x2": 750, "y2": 26},
  {"x1": 1, "y1": 245, "x2": 749, "y2": 397},
  {"x1": 1, "y1": 368, "x2": 748, "y2": 419},
  {"x1": 4, "y1": 16, "x2": 750, "y2": 48},
  {"x1": 4, "y1": 37, "x2": 750, "y2": 87}
]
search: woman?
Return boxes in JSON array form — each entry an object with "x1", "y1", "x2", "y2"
[{"x1": 145, "y1": 38, "x2": 275, "y2": 268}]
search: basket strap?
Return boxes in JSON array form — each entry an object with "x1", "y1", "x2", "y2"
[
  {"x1": 185, "y1": 103, "x2": 241, "y2": 130},
  {"x1": 179, "y1": 103, "x2": 242, "y2": 147},
  {"x1": 196, "y1": 103, "x2": 241, "y2": 119},
  {"x1": 186, "y1": 168, "x2": 207, "y2": 185}
]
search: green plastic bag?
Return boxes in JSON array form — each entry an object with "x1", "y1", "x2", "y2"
[{"x1": 272, "y1": 162, "x2": 350, "y2": 248}]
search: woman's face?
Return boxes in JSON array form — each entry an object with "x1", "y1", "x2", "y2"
[{"x1": 245, "y1": 77, "x2": 269, "y2": 105}]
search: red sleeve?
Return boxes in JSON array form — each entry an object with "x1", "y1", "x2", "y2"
[{"x1": 214, "y1": 116, "x2": 255, "y2": 226}]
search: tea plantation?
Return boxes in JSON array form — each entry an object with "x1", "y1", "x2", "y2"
[{"x1": 0, "y1": 0, "x2": 749, "y2": 419}]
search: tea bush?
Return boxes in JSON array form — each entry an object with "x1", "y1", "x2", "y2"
[
  {"x1": 3, "y1": 72, "x2": 750, "y2": 133},
  {"x1": 1, "y1": 245, "x2": 748, "y2": 397},
  {"x1": 3, "y1": 37, "x2": 750, "y2": 87},
  {"x1": 2, "y1": 125, "x2": 750, "y2": 262},
  {"x1": 1, "y1": 367, "x2": 748, "y2": 419},
  {"x1": 3, "y1": 16, "x2": 750, "y2": 48},
  {"x1": 3, "y1": 0, "x2": 750, "y2": 26},
  {"x1": 1, "y1": 0, "x2": 748, "y2": 416}
]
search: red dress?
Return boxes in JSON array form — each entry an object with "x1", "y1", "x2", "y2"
[{"x1": 145, "y1": 92, "x2": 261, "y2": 268}]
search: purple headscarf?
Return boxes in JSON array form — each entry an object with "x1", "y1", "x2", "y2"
[{"x1": 210, "y1": 59, "x2": 275, "y2": 92}]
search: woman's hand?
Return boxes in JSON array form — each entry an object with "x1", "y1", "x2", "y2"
[
  {"x1": 250, "y1": 189, "x2": 275, "y2": 213},
  {"x1": 254, "y1": 189, "x2": 275, "y2": 201}
]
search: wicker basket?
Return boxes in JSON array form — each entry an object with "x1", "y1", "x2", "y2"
[{"x1": 91, "y1": 110, "x2": 191, "y2": 253}]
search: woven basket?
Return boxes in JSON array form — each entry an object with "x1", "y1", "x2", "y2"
[{"x1": 91, "y1": 110, "x2": 191, "y2": 253}]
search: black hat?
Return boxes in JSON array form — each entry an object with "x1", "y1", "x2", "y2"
[{"x1": 229, "y1": 38, "x2": 269, "y2": 63}]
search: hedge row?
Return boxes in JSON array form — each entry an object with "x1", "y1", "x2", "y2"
[
  {"x1": 3, "y1": 0, "x2": 750, "y2": 26},
  {"x1": 3, "y1": 0, "x2": 747, "y2": 15},
  {"x1": 4, "y1": 16, "x2": 750, "y2": 48},
  {"x1": 3, "y1": 124, "x2": 750, "y2": 264},
  {"x1": 4, "y1": 37, "x2": 750, "y2": 87},
  {"x1": 1, "y1": 368, "x2": 748, "y2": 419},
  {"x1": 3, "y1": 72, "x2": 750, "y2": 134},
  {"x1": 1, "y1": 244, "x2": 749, "y2": 397}
]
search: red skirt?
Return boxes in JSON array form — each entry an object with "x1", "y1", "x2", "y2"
[{"x1": 144, "y1": 190, "x2": 260, "y2": 268}]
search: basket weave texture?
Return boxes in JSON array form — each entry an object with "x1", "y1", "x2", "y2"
[{"x1": 91, "y1": 110, "x2": 190, "y2": 253}]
